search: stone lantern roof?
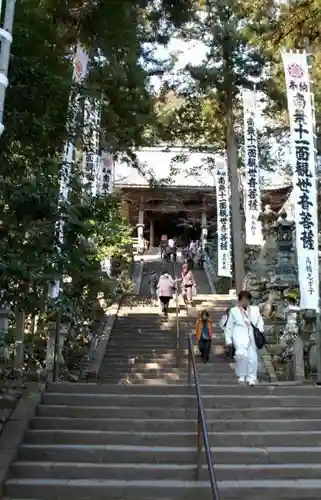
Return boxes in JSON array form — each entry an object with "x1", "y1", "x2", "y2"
[{"x1": 261, "y1": 185, "x2": 292, "y2": 212}]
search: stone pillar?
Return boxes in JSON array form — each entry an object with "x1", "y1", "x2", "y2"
[
  {"x1": 149, "y1": 219, "x2": 155, "y2": 248},
  {"x1": 275, "y1": 212, "x2": 296, "y2": 285},
  {"x1": 137, "y1": 207, "x2": 144, "y2": 253},
  {"x1": 0, "y1": 300, "x2": 9, "y2": 360},
  {"x1": 201, "y1": 210, "x2": 208, "y2": 249},
  {"x1": 45, "y1": 319, "x2": 67, "y2": 381},
  {"x1": 293, "y1": 336, "x2": 305, "y2": 382},
  {"x1": 13, "y1": 309, "x2": 25, "y2": 370},
  {"x1": 45, "y1": 321, "x2": 56, "y2": 380}
]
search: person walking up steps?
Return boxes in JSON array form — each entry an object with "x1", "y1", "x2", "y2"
[
  {"x1": 149, "y1": 270, "x2": 158, "y2": 305},
  {"x1": 195, "y1": 310, "x2": 213, "y2": 363},
  {"x1": 225, "y1": 290, "x2": 264, "y2": 386},
  {"x1": 157, "y1": 271, "x2": 175, "y2": 318}
]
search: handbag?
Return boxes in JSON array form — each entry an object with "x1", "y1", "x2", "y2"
[
  {"x1": 240, "y1": 306, "x2": 266, "y2": 350},
  {"x1": 251, "y1": 322, "x2": 266, "y2": 350}
]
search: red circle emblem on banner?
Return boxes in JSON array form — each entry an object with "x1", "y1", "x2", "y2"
[
  {"x1": 103, "y1": 155, "x2": 113, "y2": 168},
  {"x1": 287, "y1": 63, "x2": 304, "y2": 79}
]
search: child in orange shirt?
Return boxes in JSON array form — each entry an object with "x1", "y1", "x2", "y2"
[{"x1": 195, "y1": 310, "x2": 213, "y2": 363}]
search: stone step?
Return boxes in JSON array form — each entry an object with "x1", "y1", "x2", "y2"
[
  {"x1": 38, "y1": 404, "x2": 321, "y2": 419},
  {"x1": 99, "y1": 370, "x2": 235, "y2": 379},
  {"x1": 24, "y1": 430, "x2": 196, "y2": 447},
  {"x1": 93, "y1": 370, "x2": 236, "y2": 380},
  {"x1": 46, "y1": 382, "x2": 321, "y2": 396},
  {"x1": 101, "y1": 362, "x2": 233, "y2": 372},
  {"x1": 98, "y1": 378, "x2": 190, "y2": 385},
  {"x1": 31, "y1": 417, "x2": 321, "y2": 433},
  {"x1": 100, "y1": 378, "x2": 239, "y2": 385},
  {"x1": 97, "y1": 376, "x2": 236, "y2": 385},
  {"x1": 119, "y1": 317, "x2": 218, "y2": 321},
  {"x1": 99, "y1": 354, "x2": 181, "y2": 362},
  {"x1": 96, "y1": 362, "x2": 187, "y2": 370},
  {"x1": 5, "y1": 477, "x2": 321, "y2": 499},
  {"x1": 37, "y1": 404, "x2": 197, "y2": 419},
  {"x1": 24, "y1": 429, "x2": 321, "y2": 448},
  {"x1": 97, "y1": 371, "x2": 186, "y2": 380},
  {"x1": 11, "y1": 461, "x2": 321, "y2": 482},
  {"x1": 100, "y1": 355, "x2": 227, "y2": 365},
  {"x1": 87, "y1": 363, "x2": 232, "y2": 373},
  {"x1": 106, "y1": 338, "x2": 177, "y2": 345},
  {"x1": 102, "y1": 348, "x2": 181, "y2": 355},
  {"x1": 41, "y1": 393, "x2": 321, "y2": 409},
  {"x1": 125, "y1": 334, "x2": 222, "y2": 341},
  {"x1": 99, "y1": 366, "x2": 184, "y2": 374},
  {"x1": 17, "y1": 443, "x2": 321, "y2": 465},
  {"x1": 105, "y1": 342, "x2": 225, "y2": 351}
]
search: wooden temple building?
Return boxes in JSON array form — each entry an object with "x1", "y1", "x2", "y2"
[{"x1": 113, "y1": 147, "x2": 293, "y2": 249}]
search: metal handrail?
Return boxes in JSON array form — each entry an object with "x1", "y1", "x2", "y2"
[
  {"x1": 172, "y1": 260, "x2": 180, "y2": 367},
  {"x1": 172, "y1": 257, "x2": 220, "y2": 498},
  {"x1": 187, "y1": 332, "x2": 221, "y2": 500}
]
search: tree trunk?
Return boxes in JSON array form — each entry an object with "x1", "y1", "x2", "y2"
[{"x1": 226, "y1": 104, "x2": 245, "y2": 293}]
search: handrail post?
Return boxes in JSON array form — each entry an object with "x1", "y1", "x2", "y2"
[
  {"x1": 174, "y1": 262, "x2": 180, "y2": 368},
  {"x1": 197, "y1": 406, "x2": 203, "y2": 479},
  {"x1": 187, "y1": 333, "x2": 221, "y2": 500},
  {"x1": 188, "y1": 341, "x2": 192, "y2": 387},
  {"x1": 176, "y1": 288, "x2": 180, "y2": 367}
]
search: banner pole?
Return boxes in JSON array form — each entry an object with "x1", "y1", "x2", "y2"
[{"x1": 0, "y1": 0, "x2": 16, "y2": 137}]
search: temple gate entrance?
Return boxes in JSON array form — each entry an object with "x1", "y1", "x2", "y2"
[{"x1": 145, "y1": 211, "x2": 201, "y2": 246}]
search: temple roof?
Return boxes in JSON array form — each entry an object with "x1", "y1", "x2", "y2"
[{"x1": 114, "y1": 148, "x2": 218, "y2": 188}]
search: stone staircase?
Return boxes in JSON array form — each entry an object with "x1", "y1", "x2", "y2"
[
  {"x1": 6, "y1": 381, "x2": 321, "y2": 499},
  {"x1": 98, "y1": 259, "x2": 223, "y2": 385},
  {"x1": 5, "y1": 262, "x2": 321, "y2": 499}
]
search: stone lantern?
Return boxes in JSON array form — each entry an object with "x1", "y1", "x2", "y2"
[
  {"x1": 275, "y1": 211, "x2": 296, "y2": 286},
  {"x1": 276, "y1": 211, "x2": 294, "y2": 251},
  {"x1": 258, "y1": 203, "x2": 278, "y2": 242},
  {"x1": 257, "y1": 204, "x2": 279, "y2": 280}
]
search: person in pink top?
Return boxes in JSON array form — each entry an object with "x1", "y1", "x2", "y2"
[{"x1": 180, "y1": 263, "x2": 196, "y2": 307}]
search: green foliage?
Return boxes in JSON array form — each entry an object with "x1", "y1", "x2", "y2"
[
  {"x1": 153, "y1": 0, "x2": 274, "y2": 168},
  {"x1": 0, "y1": 0, "x2": 136, "y2": 332},
  {"x1": 273, "y1": 0, "x2": 321, "y2": 48},
  {"x1": 153, "y1": 0, "x2": 321, "y2": 172},
  {"x1": 0, "y1": 0, "x2": 69, "y2": 308}
]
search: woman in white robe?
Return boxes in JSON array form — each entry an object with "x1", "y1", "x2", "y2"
[{"x1": 225, "y1": 290, "x2": 264, "y2": 386}]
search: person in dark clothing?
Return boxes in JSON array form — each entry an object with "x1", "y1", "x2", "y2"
[
  {"x1": 149, "y1": 271, "x2": 158, "y2": 305},
  {"x1": 163, "y1": 246, "x2": 171, "y2": 262}
]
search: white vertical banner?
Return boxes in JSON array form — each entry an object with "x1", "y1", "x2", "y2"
[
  {"x1": 99, "y1": 152, "x2": 114, "y2": 195},
  {"x1": 82, "y1": 97, "x2": 101, "y2": 196},
  {"x1": 282, "y1": 51, "x2": 319, "y2": 310},
  {"x1": 243, "y1": 89, "x2": 263, "y2": 246},
  {"x1": 215, "y1": 156, "x2": 232, "y2": 277},
  {"x1": 99, "y1": 152, "x2": 114, "y2": 274},
  {"x1": 51, "y1": 45, "x2": 89, "y2": 298},
  {"x1": 59, "y1": 44, "x2": 89, "y2": 211}
]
